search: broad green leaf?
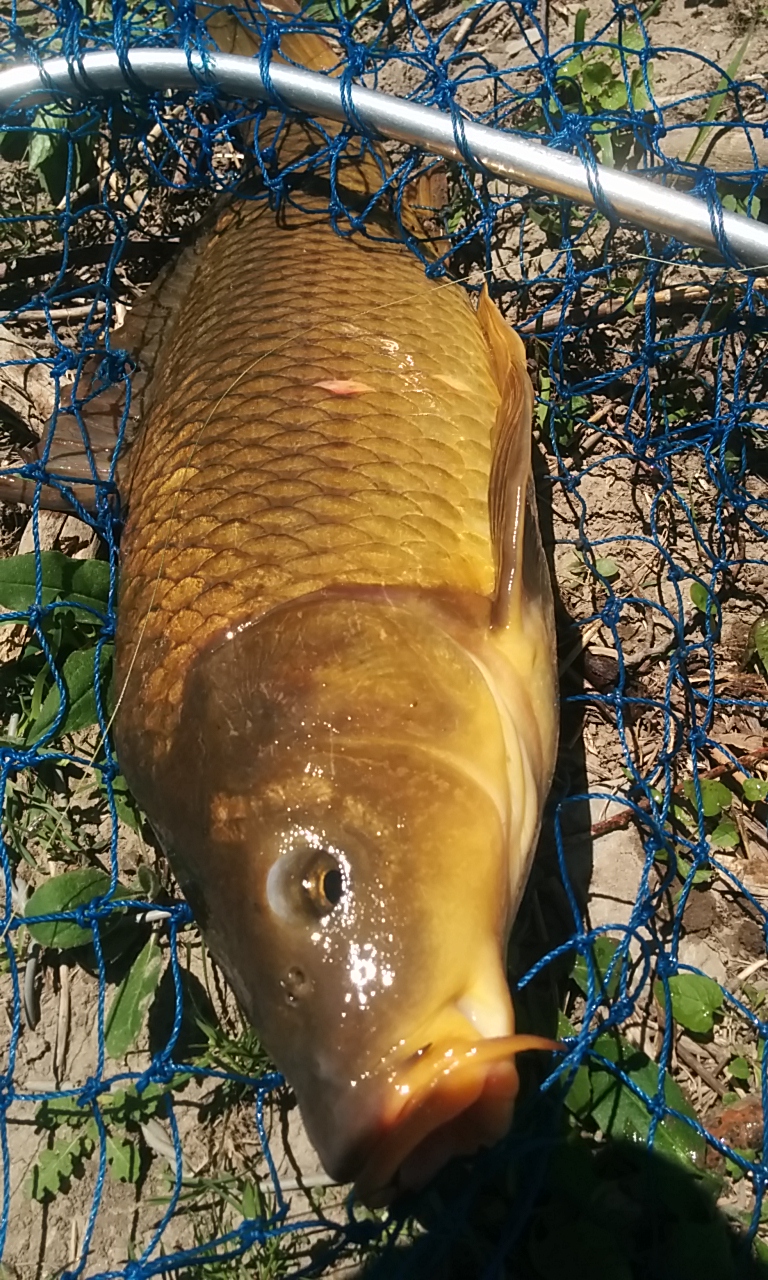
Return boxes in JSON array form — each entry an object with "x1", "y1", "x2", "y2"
[
  {"x1": 710, "y1": 817, "x2": 739, "y2": 850},
  {"x1": 599, "y1": 79, "x2": 628, "y2": 111},
  {"x1": 581, "y1": 60, "x2": 612, "y2": 97},
  {"x1": 104, "y1": 773, "x2": 144, "y2": 832},
  {"x1": 557, "y1": 1012, "x2": 592, "y2": 1116},
  {"x1": 240, "y1": 1178, "x2": 265, "y2": 1220},
  {"x1": 743, "y1": 778, "x2": 768, "y2": 804},
  {"x1": 590, "y1": 1030, "x2": 706, "y2": 1168},
  {"x1": 106, "y1": 1132, "x2": 140, "y2": 1183},
  {"x1": 683, "y1": 777, "x2": 731, "y2": 818},
  {"x1": 620, "y1": 24, "x2": 644, "y2": 51},
  {"x1": 656, "y1": 972, "x2": 724, "y2": 1035},
  {"x1": 594, "y1": 557, "x2": 619, "y2": 581},
  {"x1": 25, "y1": 868, "x2": 130, "y2": 949},
  {"x1": 105, "y1": 936, "x2": 164, "y2": 1058},
  {"x1": 137, "y1": 863, "x2": 160, "y2": 901},
  {"x1": 26, "y1": 643, "x2": 113, "y2": 742},
  {"x1": 565, "y1": 1063, "x2": 592, "y2": 1116},
  {"x1": 728, "y1": 1055, "x2": 751, "y2": 1082},
  {"x1": 749, "y1": 615, "x2": 768, "y2": 668},
  {"x1": 27, "y1": 109, "x2": 58, "y2": 173},
  {"x1": 571, "y1": 936, "x2": 622, "y2": 999},
  {"x1": 25, "y1": 1130, "x2": 93, "y2": 1201},
  {"x1": 34, "y1": 1096, "x2": 89, "y2": 1130},
  {"x1": 689, "y1": 581, "x2": 716, "y2": 616},
  {"x1": 629, "y1": 64, "x2": 652, "y2": 109},
  {"x1": 558, "y1": 52, "x2": 583, "y2": 79},
  {"x1": 0, "y1": 551, "x2": 110, "y2": 615}
]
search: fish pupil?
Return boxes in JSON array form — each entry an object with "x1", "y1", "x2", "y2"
[{"x1": 321, "y1": 866, "x2": 343, "y2": 908}]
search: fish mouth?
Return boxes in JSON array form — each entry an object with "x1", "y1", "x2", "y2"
[{"x1": 352, "y1": 1033, "x2": 560, "y2": 1207}]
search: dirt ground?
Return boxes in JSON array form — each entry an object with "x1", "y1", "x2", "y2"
[{"x1": 0, "y1": 0, "x2": 767, "y2": 1275}]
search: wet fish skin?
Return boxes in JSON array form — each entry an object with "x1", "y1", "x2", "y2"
[{"x1": 110, "y1": 9, "x2": 559, "y2": 1201}]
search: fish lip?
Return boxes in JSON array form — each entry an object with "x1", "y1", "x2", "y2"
[{"x1": 349, "y1": 1033, "x2": 561, "y2": 1206}]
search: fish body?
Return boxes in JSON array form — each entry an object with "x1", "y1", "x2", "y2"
[{"x1": 66, "y1": 7, "x2": 559, "y2": 1202}]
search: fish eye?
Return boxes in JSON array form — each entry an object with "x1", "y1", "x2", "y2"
[{"x1": 301, "y1": 848, "x2": 346, "y2": 916}]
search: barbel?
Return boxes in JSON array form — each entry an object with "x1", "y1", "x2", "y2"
[{"x1": 0, "y1": 48, "x2": 767, "y2": 268}]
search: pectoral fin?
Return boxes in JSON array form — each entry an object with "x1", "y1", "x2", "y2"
[{"x1": 477, "y1": 286, "x2": 541, "y2": 629}]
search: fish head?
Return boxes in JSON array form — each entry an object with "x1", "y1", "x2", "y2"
[{"x1": 137, "y1": 593, "x2": 546, "y2": 1201}]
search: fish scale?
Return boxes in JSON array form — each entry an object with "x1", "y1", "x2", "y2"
[
  {"x1": 116, "y1": 195, "x2": 502, "y2": 757},
  {"x1": 0, "y1": 0, "x2": 560, "y2": 1205}
]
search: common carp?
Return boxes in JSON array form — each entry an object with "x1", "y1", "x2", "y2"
[{"x1": 7, "y1": 2, "x2": 559, "y2": 1203}]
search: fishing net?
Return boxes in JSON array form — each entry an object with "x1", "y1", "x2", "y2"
[{"x1": 0, "y1": 0, "x2": 767, "y2": 1275}]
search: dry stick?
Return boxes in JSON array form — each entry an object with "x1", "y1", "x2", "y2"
[
  {"x1": 519, "y1": 277, "x2": 768, "y2": 335},
  {"x1": 0, "y1": 238, "x2": 179, "y2": 285},
  {"x1": 9, "y1": 303, "x2": 106, "y2": 322},
  {"x1": 676, "y1": 1038, "x2": 727, "y2": 1098},
  {"x1": 54, "y1": 959, "x2": 71, "y2": 1084},
  {"x1": 590, "y1": 747, "x2": 768, "y2": 840}
]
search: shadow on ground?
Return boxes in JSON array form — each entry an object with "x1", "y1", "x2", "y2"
[{"x1": 357, "y1": 1117, "x2": 766, "y2": 1280}]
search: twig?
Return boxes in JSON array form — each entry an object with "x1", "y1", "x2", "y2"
[
  {"x1": 734, "y1": 957, "x2": 768, "y2": 988},
  {"x1": 520, "y1": 277, "x2": 768, "y2": 335},
  {"x1": 54, "y1": 959, "x2": 70, "y2": 1085},
  {"x1": 7, "y1": 303, "x2": 106, "y2": 323},
  {"x1": 590, "y1": 747, "x2": 768, "y2": 839},
  {"x1": 0, "y1": 238, "x2": 178, "y2": 285},
  {"x1": 676, "y1": 1039, "x2": 727, "y2": 1097}
]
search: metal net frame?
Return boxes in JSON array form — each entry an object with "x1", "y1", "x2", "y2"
[{"x1": 0, "y1": 0, "x2": 767, "y2": 1275}]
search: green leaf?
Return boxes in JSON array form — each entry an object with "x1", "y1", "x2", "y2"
[
  {"x1": 683, "y1": 777, "x2": 732, "y2": 818},
  {"x1": 590, "y1": 1030, "x2": 706, "y2": 1168},
  {"x1": 743, "y1": 778, "x2": 768, "y2": 804},
  {"x1": 26, "y1": 643, "x2": 113, "y2": 742},
  {"x1": 581, "y1": 60, "x2": 613, "y2": 97},
  {"x1": 25, "y1": 1130, "x2": 93, "y2": 1201},
  {"x1": 620, "y1": 24, "x2": 645, "y2": 52},
  {"x1": 0, "y1": 551, "x2": 110, "y2": 615},
  {"x1": 557, "y1": 1013, "x2": 593, "y2": 1115},
  {"x1": 594, "y1": 557, "x2": 620, "y2": 581},
  {"x1": 728, "y1": 1055, "x2": 751, "y2": 1082},
  {"x1": 684, "y1": 31, "x2": 752, "y2": 164},
  {"x1": 573, "y1": 6, "x2": 589, "y2": 44},
  {"x1": 571, "y1": 936, "x2": 622, "y2": 999},
  {"x1": 105, "y1": 936, "x2": 164, "y2": 1058},
  {"x1": 27, "y1": 109, "x2": 58, "y2": 174},
  {"x1": 710, "y1": 817, "x2": 739, "y2": 850},
  {"x1": 35, "y1": 1095, "x2": 89, "y2": 1130},
  {"x1": 748, "y1": 615, "x2": 768, "y2": 669},
  {"x1": 25, "y1": 868, "x2": 131, "y2": 949},
  {"x1": 106, "y1": 1131, "x2": 140, "y2": 1183},
  {"x1": 629, "y1": 65, "x2": 647, "y2": 109},
  {"x1": 689, "y1": 581, "x2": 716, "y2": 616},
  {"x1": 599, "y1": 78, "x2": 628, "y2": 111},
  {"x1": 725, "y1": 1146, "x2": 755, "y2": 1182},
  {"x1": 656, "y1": 973, "x2": 724, "y2": 1035}
]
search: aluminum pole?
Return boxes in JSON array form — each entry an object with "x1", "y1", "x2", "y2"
[{"x1": 1, "y1": 47, "x2": 767, "y2": 268}]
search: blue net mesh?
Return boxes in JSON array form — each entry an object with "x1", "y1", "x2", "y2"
[{"x1": 1, "y1": 0, "x2": 768, "y2": 1275}]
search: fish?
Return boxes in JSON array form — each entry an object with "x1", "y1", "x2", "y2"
[{"x1": 5, "y1": 1, "x2": 560, "y2": 1204}]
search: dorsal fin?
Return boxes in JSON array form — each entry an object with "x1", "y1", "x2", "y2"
[{"x1": 476, "y1": 286, "x2": 536, "y2": 629}]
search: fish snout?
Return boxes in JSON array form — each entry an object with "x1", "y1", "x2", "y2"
[
  {"x1": 302, "y1": 1023, "x2": 561, "y2": 1207},
  {"x1": 355, "y1": 1042, "x2": 520, "y2": 1207}
]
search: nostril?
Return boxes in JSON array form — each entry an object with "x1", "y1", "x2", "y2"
[{"x1": 281, "y1": 966, "x2": 312, "y2": 1005}]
